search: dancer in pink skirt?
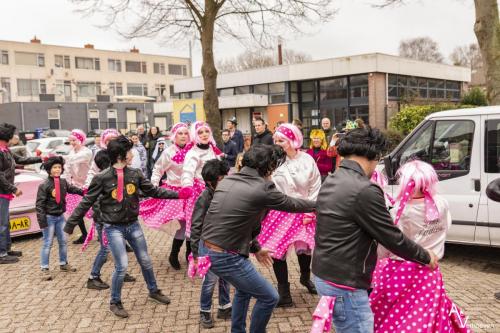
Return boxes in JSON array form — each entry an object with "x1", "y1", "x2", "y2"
[
  {"x1": 64, "y1": 129, "x2": 92, "y2": 244},
  {"x1": 370, "y1": 160, "x2": 471, "y2": 332},
  {"x1": 258, "y1": 123, "x2": 321, "y2": 307},
  {"x1": 180, "y1": 121, "x2": 222, "y2": 256},
  {"x1": 140, "y1": 122, "x2": 191, "y2": 269}
]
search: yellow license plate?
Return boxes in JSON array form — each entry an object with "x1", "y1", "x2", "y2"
[{"x1": 10, "y1": 216, "x2": 31, "y2": 232}]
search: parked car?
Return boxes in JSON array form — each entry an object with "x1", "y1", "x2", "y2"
[
  {"x1": 25, "y1": 137, "x2": 67, "y2": 172},
  {"x1": 42, "y1": 129, "x2": 71, "y2": 138},
  {"x1": 378, "y1": 106, "x2": 500, "y2": 246},
  {"x1": 10, "y1": 170, "x2": 46, "y2": 238},
  {"x1": 53, "y1": 138, "x2": 95, "y2": 156}
]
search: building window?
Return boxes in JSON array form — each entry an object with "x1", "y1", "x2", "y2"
[
  {"x1": 17, "y1": 79, "x2": 44, "y2": 96},
  {"x1": 169, "y1": 85, "x2": 179, "y2": 99},
  {"x1": 349, "y1": 75, "x2": 368, "y2": 99},
  {"x1": 108, "y1": 59, "x2": 122, "y2": 72},
  {"x1": 388, "y1": 74, "x2": 460, "y2": 101},
  {"x1": 235, "y1": 86, "x2": 250, "y2": 95},
  {"x1": 254, "y1": 84, "x2": 269, "y2": 95},
  {"x1": 56, "y1": 80, "x2": 72, "y2": 101},
  {"x1": 48, "y1": 109, "x2": 61, "y2": 129},
  {"x1": 154, "y1": 84, "x2": 166, "y2": 101},
  {"x1": 1, "y1": 78, "x2": 11, "y2": 102},
  {"x1": 269, "y1": 82, "x2": 286, "y2": 104},
  {"x1": 15, "y1": 52, "x2": 45, "y2": 67},
  {"x1": 75, "y1": 57, "x2": 100, "y2": 70},
  {"x1": 153, "y1": 63, "x2": 165, "y2": 74},
  {"x1": 88, "y1": 109, "x2": 100, "y2": 131},
  {"x1": 168, "y1": 64, "x2": 187, "y2": 76},
  {"x1": 55, "y1": 55, "x2": 70, "y2": 68},
  {"x1": 125, "y1": 61, "x2": 147, "y2": 73},
  {"x1": 77, "y1": 81, "x2": 101, "y2": 97},
  {"x1": 219, "y1": 88, "x2": 234, "y2": 97},
  {"x1": 107, "y1": 109, "x2": 117, "y2": 129},
  {"x1": 191, "y1": 91, "x2": 203, "y2": 99},
  {"x1": 1, "y1": 50, "x2": 8, "y2": 65},
  {"x1": 108, "y1": 82, "x2": 123, "y2": 96},
  {"x1": 127, "y1": 83, "x2": 148, "y2": 96}
]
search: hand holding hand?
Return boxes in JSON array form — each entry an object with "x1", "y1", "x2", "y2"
[
  {"x1": 255, "y1": 248, "x2": 274, "y2": 267},
  {"x1": 14, "y1": 188, "x2": 22, "y2": 197},
  {"x1": 426, "y1": 249, "x2": 439, "y2": 270},
  {"x1": 302, "y1": 212, "x2": 315, "y2": 225}
]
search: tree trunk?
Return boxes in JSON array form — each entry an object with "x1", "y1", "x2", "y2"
[
  {"x1": 200, "y1": 0, "x2": 222, "y2": 145},
  {"x1": 474, "y1": 0, "x2": 500, "y2": 105}
]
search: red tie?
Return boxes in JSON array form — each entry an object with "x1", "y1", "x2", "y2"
[
  {"x1": 54, "y1": 177, "x2": 61, "y2": 204},
  {"x1": 116, "y1": 168, "x2": 124, "y2": 202}
]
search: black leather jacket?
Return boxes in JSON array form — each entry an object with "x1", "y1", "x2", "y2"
[
  {"x1": 36, "y1": 177, "x2": 83, "y2": 228},
  {"x1": 0, "y1": 148, "x2": 41, "y2": 195},
  {"x1": 252, "y1": 130, "x2": 274, "y2": 146},
  {"x1": 312, "y1": 159, "x2": 431, "y2": 290},
  {"x1": 198, "y1": 167, "x2": 316, "y2": 257},
  {"x1": 190, "y1": 186, "x2": 214, "y2": 258},
  {"x1": 64, "y1": 166, "x2": 179, "y2": 233}
]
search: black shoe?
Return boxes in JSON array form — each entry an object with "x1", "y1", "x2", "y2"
[
  {"x1": 0, "y1": 255, "x2": 19, "y2": 264},
  {"x1": 60, "y1": 264, "x2": 77, "y2": 272},
  {"x1": 124, "y1": 273, "x2": 136, "y2": 283},
  {"x1": 87, "y1": 277, "x2": 109, "y2": 290},
  {"x1": 110, "y1": 302, "x2": 129, "y2": 318},
  {"x1": 149, "y1": 289, "x2": 171, "y2": 304},
  {"x1": 72, "y1": 235, "x2": 86, "y2": 244},
  {"x1": 200, "y1": 311, "x2": 214, "y2": 329},
  {"x1": 217, "y1": 307, "x2": 232, "y2": 320},
  {"x1": 7, "y1": 250, "x2": 22, "y2": 257},
  {"x1": 300, "y1": 276, "x2": 317, "y2": 295},
  {"x1": 125, "y1": 244, "x2": 133, "y2": 253},
  {"x1": 495, "y1": 292, "x2": 500, "y2": 301},
  {"x1": 276, "y1": 283, "x2": 293, "y2": 308}
]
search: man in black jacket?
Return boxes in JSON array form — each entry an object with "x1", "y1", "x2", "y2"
[
  {"x1": 193, "y1": 144, "x2": 316, "y2": 333},
  {"x1": 252, "y1": 117, "x2": 274, "y2": 146},
  {"x1": 0, "y1": 123, "x2": 42, "y2": 264},
  {"x1": 312, "y1": 127, "x2": 438, "y2": 333},
  {"x1": 64, "y1": 135, "x2": 190, "y2": 318},
  {"x1": 227, "y1": 117, "x2": 244, "y2": 153},
  {"x1": 221, "y1": 129, "x2": 238, "y2": 167}
]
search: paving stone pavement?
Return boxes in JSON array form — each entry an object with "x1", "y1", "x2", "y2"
[{"x1": 1, "y1": 221, "x2": 500, "y2": 333}]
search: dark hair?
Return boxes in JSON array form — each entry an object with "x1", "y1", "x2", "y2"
[
  {"x1": 0, "y1": 123, "x2": 16, "y2": 141},
  {"x1": 242, "y1": 144, "x2": 286, "y2": 177},
  {"x1": 42, "y1": 156, "x2": 65, "y2": 175},
  {"x1": 254, "y1": 117, "x2": 265, "y2": 125},
  {"x1": 221, "y1": 129, "x2": 230, "y2": 135},
  {"x1": 107, "y1": 135, "x2": 133, "y2": 164},
  {"x1": 337, "y1": 126, "x2": 387, "y2": 161},
  {"x1": 94, "y1": 149, "x2": 111, "y2": 170},
  {"x1": 201, "y1": 159, "x2": 230, "y2": 188}
]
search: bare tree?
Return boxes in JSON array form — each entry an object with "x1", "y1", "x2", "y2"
[
  {"x1": 217, "y1": 48, "x2": 312, "y2": 73},
  {"x1": 449, "y1": 43, "x2": 482, "y2": 69},
  {"x1": 398, "y1": 36, "x2": 444, "y2": 63},
  {"x1": 374, "y1": 0, "x2": 500, "y2": 105},
  {"x1": 71, "y1": 0, "x2": 335, "y2": 142}
]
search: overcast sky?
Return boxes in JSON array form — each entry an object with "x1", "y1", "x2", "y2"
[{"x1": 0, "y1": 0, "x2": 478, "y2": 76}]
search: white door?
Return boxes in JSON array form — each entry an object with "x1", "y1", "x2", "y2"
[
  {"x1": 127, "y1": 109, "x2": 137, "y2": 131},
  {"x1": 483, "y1": 115, "x2": 500, "y2": 245}
]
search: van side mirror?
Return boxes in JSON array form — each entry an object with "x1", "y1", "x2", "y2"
[{"x1": 486, "y1": 179, "x2": 500, "y2": 202}]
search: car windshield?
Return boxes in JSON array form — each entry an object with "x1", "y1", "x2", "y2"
[{"x1": 26, "y1": 142, "x2": 40, "y2": 152}]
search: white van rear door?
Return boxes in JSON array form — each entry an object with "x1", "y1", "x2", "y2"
[{"x1": 483, "y1": 116, "x2": 500, "y2": 245}]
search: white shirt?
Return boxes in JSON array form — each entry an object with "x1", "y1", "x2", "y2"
[
  {"x1": 181, "y1": 145, "x2": 219, "y2": 187},
  {"x1": 150, "y1": 144, "x2": 184, "y2": 187}
]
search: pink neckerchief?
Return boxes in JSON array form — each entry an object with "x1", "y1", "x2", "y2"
[
  {"x1": 53, "y1": 177, "x2": 61, "y2": 204},
  {"x1": 187, "y1": 253, "x2": 212, "y2": 280},
  {"x1": 172, "y1": 142, "x2": 223, "y2": 164},
  {"x1": 370, "y1": 170, "x2": 395, "y2": 206},
  {"x1": 394, "y1": 180, "x2": 440, "y2": 225},
  {"x1": 311, "y1": 296, "x2": 336, "y2": 333},
  {"x1": 0, "y1": 142, "x2": 9, "y2": 153}
]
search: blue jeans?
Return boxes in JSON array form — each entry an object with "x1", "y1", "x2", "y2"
[
  {"x1": 0, "y1": 197, "x2": 11, "y2": 256},
  {"x1": 314, "y1": 276, "x2": 374, "y2": 333},
  {"x1": 104, "y1": 221, "x2": 158, "y2": 304},
  {"x1": 200, "y1": 270, "x2": 231, "y2": 312},
  {"x1": 200, "y1": 242, "x2": 279, "y2": 333},
  {"x1": 90, "y1": 222, "x2": 109, "y2": 279},
  {"x1": 40, "y1": 215, "x2": 68, "y2": 268}
]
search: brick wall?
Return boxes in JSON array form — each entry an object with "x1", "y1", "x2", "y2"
[{"x1": 368, "y1": 72, "x2": 387, "y2": 129}]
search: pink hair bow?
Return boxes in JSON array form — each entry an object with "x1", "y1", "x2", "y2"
[
  {"x1": 394, "y1": 180, "x2": 439, "y2": 225},
  {"x1": 310, "y1": 296, "x2": 336, "y2": 333},
  {"x1": 370, "y1": 170, "x2": 395, "y2": 206},
  {"x1": 187, "y1": 254, "x2": 212, "y2": 280}
]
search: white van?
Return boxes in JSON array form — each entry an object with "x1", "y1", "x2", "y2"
[{"x1": 380, "y1": 106, "x2": 500, "y2": 246}]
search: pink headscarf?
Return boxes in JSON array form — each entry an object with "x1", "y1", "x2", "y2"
[
  {"x1": 171, "y1": 122, "x2": 190, "y2": 143},
  {"x1": 273, "y1": 123, "x2": 303, "y2": 149},
  {"x1": 190, "y1": 121, "x2": 216, "y2": 146},
  {"x1": 394, "y1": 160, "x2": 440, "y2": 224},
  {"x1": 172, "y1": 121, "x2": 221, "y2": 164},
  {"x1": 69, "y1": 129, "x2": 86, "y2": 145},
  {"x1": 100, "y1": 129, "x2": 119, "y2": 149}
]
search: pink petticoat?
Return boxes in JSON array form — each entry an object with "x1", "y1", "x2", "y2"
[
  {"x1": 184, "y1": 179, "x2": 205, "y2": 238},
  {"x1": 257, "y1": 210, "x2": 316, "y2": 259},
  {"x1": 65, "y1": 193, "x2": 93, "y2": 219},
  {"x1": 370, "y1": 258, "x2": 472, "y2": 333},
  {"x1": 140, "y1": 184, "x2": 186, "y2": 229}
]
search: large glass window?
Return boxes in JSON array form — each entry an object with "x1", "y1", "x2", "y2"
[
  {"x1": 349, "y1": 75, "x2": 368, "y2": 99},
  {"x1": 108, "y1": 82, "x2": 123, "y2": 96},
  {"x1": 77, "y1": 81, "x2": 101, "y2": 97},
  {"x1": 269, "y1": 82, "x2": 286, "y2": 104},
  {"x1": 235, "y1": 86, "x2": 250, "y2": 95},
  {"x1": 388, "y1": 74, "x2": 460, "y2": 101},
  {"x1": 486, "y1": 119, "x2": 500, "y2": 173},
  {"x1": 320, "y1": 78, "x2": 347, "y2": 101},
  {"x1": 76, "y1": 57, "x2": 99, "y2": 70},
  {"x1": 127, "y1": 83, "x2": 148, "y2": 96},
  {"x1": 254, "y1": 84, "x2": 269, "y2": 95},
  {"x1": 126, "y1": 61, "x2": 147, "y2": 73},
  {"x1": 168, "y1": 64, "x2": 187, "y2": 75},
  {"x1": 54, "y1": 55, "x2": 70, "y2": 68},
  {"x1": 219, "y1": 88, "x2": 234, "y2": 97},
  {"x1": 17, "y1": 79, "x2": 42, "y2": 96},
  {"x1": 108, "y1": 59, "x2": 122, "y2": 72},
  {"x1": 153, "y1": 63, "x2": 165, "y2": 74}
]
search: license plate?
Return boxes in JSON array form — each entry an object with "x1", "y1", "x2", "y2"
[{"x1": 10, "y1": 216, "x2": 31, "y2": 232}]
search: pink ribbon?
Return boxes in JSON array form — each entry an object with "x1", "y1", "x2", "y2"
[
  {"x1": 310, "y1": 296, "x2": 336, "y2": 333},
  {"x1": 394, "y1": 180, "x2": 439, "y2": 225},
  {"x1": 187, "y1": 253, "x2": 212, "y2": 280},
  {"x1": 370, "y1": 170, "x2": 395, "y2": 206}
]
